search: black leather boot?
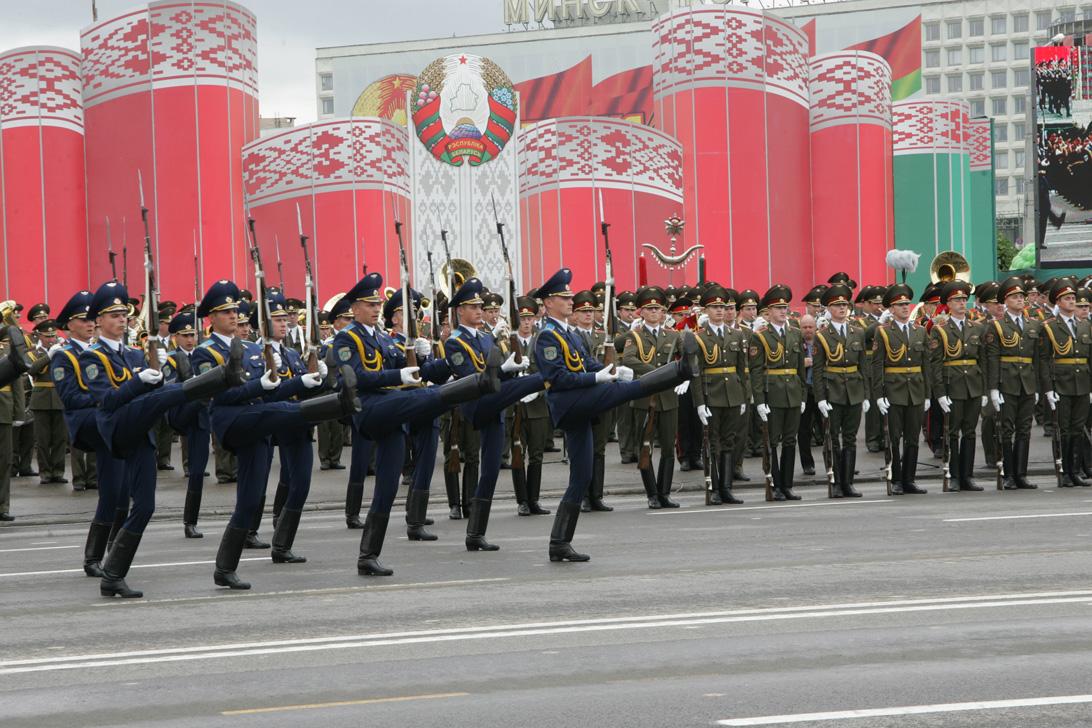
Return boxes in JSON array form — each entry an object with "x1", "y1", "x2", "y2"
[
  {"x1": 706, "y1": 452, "x2": 722, "y2": 505},
  {"x1": 83, "y1": 521, "x2": 110, "y2": 577},
  {"x1": 107, "y1": 506, "x2": 128, "y2": 552},
  {"x1": 226, "y1": 338, "x2": 247, "y2": 386},
  {"x1": 245, "y1": 496, "x2": 270, "y2": 548},
  {"x1": 444, "y1": 469, "x2": 463, "y2": 519},
  {"x1": 1059, "y1": 437, "x2": 1076, "y2": 487},
  {"x1": 271, "y1": 508, "x2": 307, "y2": 563},
  {"x1": 465, "y1": 497, "x2": 500, "y2": 551},
  {"x1": 901, "y1": 445, "x2": 927, "y2": 494},
  {"x1": 589, "y1": 454, "x2": 612, "y2": 510},
  {"x1": 406, "y1": 488, "x2": 437, "y2": 541},
  {"x1": 829, "y1": 447, "x2": 844, "y2": 498},
  {"x1": 1081, "y1": 435, "x2": 1092, "y2": 479},
  {"x1": 719, "y1": 452, "x2": 743, "y2": 504},
  {"x1": 271, "y1": 480, "x2": 288, "y2": 529},
  {"x1": 841, "y1": 448, "x2": 861, "y2": 497},
  {"x1": 183, "y1": 489, "x2": 203, "y2": 538},
  {"x1": 779, "y1": 444, "x2": 801, "y2": 500},
  {"x1": 181, "y1": 363, "x2": 232, "y2": 401},
  {"x1": 657, "y1": 455, "x2": 680, "y2": 507},
  {"x1": 300, "y1": 379, "x2": 360, "y2": 423},
  {"x1": 345, "y1": 481, "x2": 365, "y2": 528},
  {"x1": 549, "y1": 501, "x2": 590, "y2": 562},
  {"x1": 959, "y1": 437, "x2": 983, "y2": 491},
  {"x1": 1014, "y1": 436, "x2": 1036, "y2": 489},
  {"x1": 213, "y1": 525, "x2": 251, "y2": 589},
  {"x1": 888, "y1": 441, "x2": 903, "y2": 495},
  {"x1": 527, "y1": 462, "x2": 550, "y2": 514},
  {"x1": 768, "y1": 448, "x2": 786, "y2": 501},
  {"x1": 1068, "y1": 436, "x2": 1090, "y2": 487},
  {"x1": 641, "y1": 465, "x2": 660, "y2": 508},
  {"x1": 100, "y1": 529, "x2": 144, "y2": 598},
  {"x1": 0, "y1": 325, "x2": 33, "y2": 389},
  {"x1": 173, "y1": 350, "x2": 193, "y2": 381},
  {"x1": 1001, "y1": 439, "x2": 1018, "y2": 489},
  {"x1": 357, "y1": 512, "x2": 393, "y2": 576},
  {"x1": 439, "y1": 350, "x2": 503, "y2": 405},
  {"x1": 461, "y1": 463, "x2": 478, "y2": 519},
  {"x1": 512, "y1": 462, "x2": 530, "y2": 515}
]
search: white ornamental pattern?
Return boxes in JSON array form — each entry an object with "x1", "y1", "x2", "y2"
[
  {"x1": 808, "y1": 52, "x2": 892, "y2": 132},
  {"x1": 517, "y1": 117, "x2": 683, "y2": 203},
  {"x1": 652, "y1": 7, "x2": 808, "y2": 108},
  {"x1": 0, "y1": 47, "x2": 83, "y2": 132},
  {"x1": 81, "y1": 0, "x2": 257, "y2": 108},
  {"x1": 892, "y1": 100, "x2": 970, "y2": 156},
  {"x1": 967, "y1": 119, "x2": 992, "y2": 171},
  {"x1": 242, "y1": 119, "x2": 411, "y2": 206}
]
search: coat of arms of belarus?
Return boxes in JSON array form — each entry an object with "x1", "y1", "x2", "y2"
[{"x1": 411, "y1": 54, "x2": 517, "y2": 167}]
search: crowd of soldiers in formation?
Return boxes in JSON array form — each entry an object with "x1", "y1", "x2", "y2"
[
  {"x1": 1, "y1": 266, "x2": 1091, "y2": 600},
  {"x1": 1036, "y1": 57, "x2": 1074, "y2": 118}
]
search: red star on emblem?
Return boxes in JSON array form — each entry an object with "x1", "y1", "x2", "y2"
[{"x1": 459, "y1": 55, "x2": 467, "y2": 64}]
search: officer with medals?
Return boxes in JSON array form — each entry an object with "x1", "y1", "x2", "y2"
[
  {"x1": 571, "y1": 290, "x2": 613, "y2": 511},
  {"x1": 192, "y1": 280, "x2": 357, "y2": 590},
  {"x1": 335, "y1": 272, "x2": 501, "y2": 576},
  {"x1": 812, "y1": 283, "x2": 868, "y2": 498},
  {"x1": 1039, "y1": 278, "x2": 1092, "y2": 487},
  {"x1": 161, "y1": 309, "x2": 214, "y2": 537},
  {"x1": 691, "y1": 284, "x2": 749, "y2": 505},
  {"x1": 750, "y1": 285, "x2": 807, "y2": 501},
  {"x1": 82, "y1": 280, "x2": 241, "y2": 597},
  {"x1": 29, "y1": 319, "x2": 67, "y2": 484},
  {"x1": 930, "y1": 280, "x2": 987, "y2": 492},
  {"x1": 872, "y1": 284, "x2": 932, "y2": 495},
  {"x1": 512, "y1": 295, "x2": 551, "y2": 516},
  {"x1": 624, "y1": 286, "x2": 687, "y2": 509},
  {"x1": 443, "y1": 278, "x2": 542, "y2": 550}
]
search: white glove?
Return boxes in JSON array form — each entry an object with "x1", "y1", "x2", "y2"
[
  {"x1": 317, "y1": 359, "x2": 328, "y2": 378},
  {"x1": 674, "y1": 380, "x2": 690, "y2": 396},
  {"x1": 520, "y1": 391, "x2": 540, "y2": 404},
  {"x1": 138, "y1": 368, "x2": 162, "y2": 385},
  {"x1": 861, "y1": 399, "x2": 870, "y2": 414},
  {"x1": 400, "y1": 367, "x2": 421, "y2": 386},
  {"x1": 990, "y1": 390, "x2": 1005, "y2": 410},
  {"x1": 877, "y1": 397, "x2": 890, "y2": 416},
  {"x1": 12, "y1": 420, "x2": 23, "y2": 427},
  {"x1": 739, "y1": 403, "x2": 746, "y2": 416},
  {"x1": 800, "y1": 401, "x2": 807, "y2": 414},
  {"x1": 414, "y1": 337, "x2": 431, "y2": 357},
  {"x1": 697, "y1": 313, "x2": 709, "y2": 328},
  {"x1": 301, "y1": 372, "x2": 323, "y2": 389},
  {"x1": 817, "y1": 400, "x2": 832, "y2": 418},
  {"x1": 156, "y1": 348, "x2": 168, "y2": 367},
  {"x1": 1034, "y1": 393, "x2": 1039, "y2": 405},
  {"x1": 272, "y1": 351, "x2": 283, "y2": 371},
  {"x1": 1046, "y1": 390, "x2": 1059, "y2": 410},
  {"x1": 594, "y1": 366, "x2": 618, "y2": 384},
  {"x1": 756, "y1": 403, "x2": 770, "y2": 422},
  {"x1": 923, "y1": 398, "x2": 931, "y2": 412},
  {"x1": 616, "y1": 365, "x2": 634, "y2": 382},
  {"x1": 629, "y1": 318, "x2": 643, "y2": 331},
  {"x1": 937, "y1": 396, "x2": 952, "y2": 414},
  {"x1": 697, "y1": 404, "x2": 712, "y2": 425},
  {"x1": 260, "y1": 370, "x2": 279, "y2": 390},
  {"x1": 500, "y1": 352, "x2": 529, "y2": 374},
  {"x1": 47, "y1": 343, "x2": 64, "y2": 357}
]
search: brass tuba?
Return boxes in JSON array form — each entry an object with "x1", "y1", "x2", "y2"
[
  {"x1": 0, "y1": 300, "x2": 18, "y2": 327},
  {"x1": 929, "y1": 251, "x2": 971, "y2": 285},
  {"x1": 438, "y1": 259, "x2": 476, "y2": 299}
]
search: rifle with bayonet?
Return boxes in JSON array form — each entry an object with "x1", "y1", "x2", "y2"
[
  {"x1": 296, "y1": 203, "x2": 321, "y2": 373},
  {"x1": 193, "y1": 230, "x2": 203, "y2": 345},
  {"x1": 597, "y1": 190, "x2": 617, "y2": 368},
  {"x1": 491, "y1": 195, "x2": 526, "y2": 489},
  {"x1": 274, "y1": 234, "x2": 286, "y2": 293},
  {"x1": 761, "y1": 379, "x2": 776, "y2": 502},
  {"x1": 138, "y1": 170, "x2": 161, "y2": 371},
  {"x1": 243, "y1": 202, "x2": 278, "y2": 380},
  {"x1": 425, "y1": 248, "x2": 441, "y2": 356},
  {"x1": 392, "y1": 212, "x2": 418, "y2": 374},
  {"x1": 821, "y1": 414, "x2": 836, "y2": 499},
  {"x1": 439, "y1": 228, "x2": 462, "y2": 489}
]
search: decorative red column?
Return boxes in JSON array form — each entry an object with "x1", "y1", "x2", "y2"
[
  {"x1": 516, "y1": 116, "x2": 685, "y2": 292},
  {"x1": 808, "y1": 51, "x2": 894, "y2": 287},
  {"x1": 242, "y1": 118, "x2": 412, "y2": 297},
  {"x1": 0, "y1": 47, "x2": 87, "y2": 304},
  {"x1": 652, "y1": 6, "x2": 811, "y2": 293},
  {"x1": 81, "y1": 0, "x2": 259, "y2": 300}
]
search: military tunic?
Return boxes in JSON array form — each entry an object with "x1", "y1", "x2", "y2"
[{"x1": 29, "y1": 345, "x2": 67, "y2": 481}]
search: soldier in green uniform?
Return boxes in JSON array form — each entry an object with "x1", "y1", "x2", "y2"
[
  {"x1": 1039, "y1": 278, "x2": 1092, "y2": 487},
  {"x1": 71, "y1": 448, "x2": 97, "y2": 492},
  {"x1": 1076, "y1": 288, "x2": 1092, "y2": 478},
  {"x1": 572, "y1": 290, "x2": 613, "y2": 511},
  {"x1": 973, "y1": 282, "x2": 1002, "y2": 471},
  {"x1": 855, "y1": 286, "x2": 885, "y2": 454},
  {"x1": 614, "y1": 291, "x2": 639, "y2": 464},
  {"x1": 984, "y1": 276, "x2": 1041, "y2": 490},
  {"x1": 513, "y1": 295, "x2": 551, "y2": 516},
  {"x1": 316, "y1": 311, "x2": 346, "y2": 471},
  {"x1": 735, "y1": 288, "x2": 761, "y2": 474},
  {"x1": 623, "y1": 286, "x2": 684, "y2": 509},
  {"x1": 0, "y1": 329, "x2": 23, "y2": 519},
  {"x1": 691, "y1": 284, "x2": 749, "y2": 505},
  {"x1": 930, "y1": 281, "x2": 987, "y2": 492},
  {"x1": 812, "y1": 284, "x2": 868, "y2": 498},
  {"x1": 29, "y1": 320, "x2": 67, "y2": 484},
  {"x1": 872, "y1": 284, "x2": 931, "y2": 495},
  {"x1": 750, "y1": 285, "x2": 807, "y2": 501}
]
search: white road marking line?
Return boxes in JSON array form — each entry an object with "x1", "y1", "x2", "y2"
[
  {"x1": 0, "y1": 557, "x2": 268, "y2": 579},
  {"x1": 4, "y1": 588, "x2": 1092, "y2": 674},
  {"x1": 0, "y1": 545, "x2": 77, "y2": 553},
  {"x1": 716, "y1": 694, "x2": 1092, "y2": 725},
  {"x1": 945, "y1": 511, "x2": 1092, "y2": 522},
  {"x1": 648, "y1": 500, "x2": 891, "y2": 515}
]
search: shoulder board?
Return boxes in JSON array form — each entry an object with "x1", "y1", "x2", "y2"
[
  {"x1": 89, "y1": 342, "x2": 104, "y2": 351},
  {"x1": 198, "y1": 339, "x2": 216, "y2": 348},
  {"x1": 450, "y1": 329, "x2": 462, "y2": 338}
]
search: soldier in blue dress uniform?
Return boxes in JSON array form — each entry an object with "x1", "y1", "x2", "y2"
[
  {"x1": 81, "y1": 281, "x2": 242, "y2": 598},
  {"x1": 533, "y1": 269, "x2": 698, "y2": 562},
  {"x1": 442, "y1": 278, "x2": 542, "y2": 551},
  {"x1": 333, "y1": 272, "x2": 503, "y2": 577},
  {"x1": 191, "y1": 280, "x2": 359, "y2": 590}
]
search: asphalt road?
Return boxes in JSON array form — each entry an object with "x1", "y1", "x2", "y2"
[{"x1": 4, "y1": 471, "x2": 1092, "y2": 728}]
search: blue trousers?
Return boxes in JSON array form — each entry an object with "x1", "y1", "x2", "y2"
[
  {"x1": 278, "y1": 430, "x2": 314, "y2": 511},
  {"x1": 107, "y1": 383, "x2": 188, "y2": 457},
  {"x1": 185, "y1": 427, "x2": 210, "y2": 494},
  {"x1": 91, "y1": 444, "x2": 127, "y2": 523},
  {"x1": 354, "y1": 388, "x2": 451, "y2": 439},
  {"x1": 348, "y1": 428, "x2": 374, "y2": 484},
  {"x1": 461, "y1": 374, "x2": 544, "y2": 428},
  {"x1": 409, "y1": 420, "x2": 439, "y2": 493},
  {"x1": 120, "y1": 440, "x2": 157, "y2": 533},
  {"x1": 368, "y1": 429, "x2": 404, "y2": 515}
]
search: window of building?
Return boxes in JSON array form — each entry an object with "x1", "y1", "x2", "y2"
[
  {"x1": 1013, "y1": 41, "x2": 1029, "y2": 60},
  {"x1": 1014, "y1": 150, "x2": 1025, "y2": 168},
  {"x1": 947, "y1": 47, "x2": 962, "y2": 65},
  {"x1": 991, "y1": 69, "x2": 1007, "y2": 88},
  {"x1": 947, "y1": 20, "x2": 962, "y2": 39},
  {"x1": 990, "y1": 15, "x2": 1007, "y2": 34},
  {"x1": 970, "y1": 98, "x2": 986, "y2": 116},
  {"x1": 1013, "y1": 121, "x2": 1025, "y2": 140},
  {"x1": 925, "y1": 76, "x2": 941, "y2": 94},
  {"x1": 1016, "y1": 177, "x2": 1025, "y2": 196},
  {"x1": 321, "y1": 97, "x2": 334, "y2": 115},
  {"x1": 995, "y1": 124, "x2": 1008, "y2": 142},
  {"x1": 992, "y1": 97, "x2": 1007, "y2": 115},
  {"x1": 319, "y1": 73, "x2": 333, "y2": 91},
  {"x1": 968, "y1": 17, "x2": 984, "y2": 36},
  {"x1": 968, "y1": 46, "x2": 984, "y2": 64},
  {"x1": 1014, "y1": 68, "x2": 1030, "y2": 87},
  {"x1": 1035, "y1": 11, "x2": 1052, "y2": 30},
  {"x1": 925, "y1": 49, "x2": 940, "y2": 68},
  {"x1": 996, "y1": 177, "x2": 1009, "y2": 195},
  {"x1": 1014, "y1": 95, "x2": 1026, "y2": 114},
  {"x1": 969, "y1": 72, "x2": 984, "y2": 90},
  {"x1": 995, "y1": 151, "x2": 1008, "y2": 169},
  {"x1": 925, "y1": 22, "x2": 941, "y2": 41},
  {"x1": 1013, "y1": 13, "x2": 1029, "y2": 32},
  {"x1": 947, "y1": 74, "x2": 963, "y2": 93},
  {"x1": 1060, "y1": 8, "x2": 1076, "y2": 23},
  {"x1": 991, "y1": 43, "x2": 1007, "y2": 62}
]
